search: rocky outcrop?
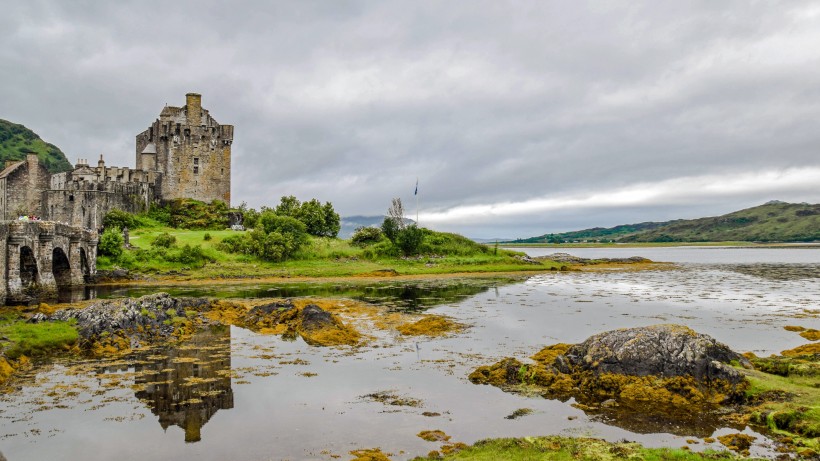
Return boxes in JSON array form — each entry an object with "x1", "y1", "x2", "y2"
[
  {"x1": 470, "y1": 325, "x2": 750, "y2": 414},
  {"x1": 535, "y1": 253, "x2": 651, "y2": 265},
  {"x1": 31, "y1": 293, "x2": 208, "y2": 352},
  {"x1": 557, "y1": 324, "x2": 749, "y2": 384},
  {"x1": 209, "y1": 299, "x2": 361, "y2": 347}
]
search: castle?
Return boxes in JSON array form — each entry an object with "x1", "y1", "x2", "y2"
[
  {"x1": 0, "y1": 93, "x2": 233, "y2": 228},
  {"x1": 0, "y1": 93, "x2": 233, "y2": 302}
]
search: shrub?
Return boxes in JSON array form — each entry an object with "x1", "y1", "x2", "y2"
[
  {"x1": 203, "y1": 232, "x2": 212, "y2": 241},
  {"x1": 103, "y1": 209, "x2": 137, "y2": 230},
  {"x1": 152, "y1": 232, "x2": 177, "y2": 248},
  {"x1": 351, "y1": 226, "x2": 383, "y2": 246},
  {"x1": 396, "y1": 225, "x2": 424, "y2": 256},
  {"x1": 167, "y1": 199, "x2": 230, "y2": 229},
  {"x1": 98, "y1": 227, "x2": 124, "y2": 258}
]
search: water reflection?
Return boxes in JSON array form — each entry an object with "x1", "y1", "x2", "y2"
[
  {"x1": 133, "y1": 325, "x2": 234, "y2": 442},
  {"x1": 91, "y1": 278, "x2": 517, "y2": 312}
]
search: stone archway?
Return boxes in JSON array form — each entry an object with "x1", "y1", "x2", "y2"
[
  {"x1": 20, "y1": 246, "x2": 38, "y2": 288},
  {"x1": 52, "y1": 247, "x2": 72, "y2": 287}
]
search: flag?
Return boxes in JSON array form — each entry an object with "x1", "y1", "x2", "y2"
[{"x1": 414, "y1": 179, "x2": 418, "y2": 196}]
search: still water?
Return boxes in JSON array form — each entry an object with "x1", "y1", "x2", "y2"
[{"x1": 1, "y1": 247, "x2": 818, "y2": 460}]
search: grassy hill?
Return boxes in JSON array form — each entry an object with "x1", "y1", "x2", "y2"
[
  {"x1": 621, "y1": 201, "x2": 820, "y2": 243},
  {"x1": 508, "y1": 201, "x2": 820, "y2": 244},
  {"x1": 0, "y1": 119, "x2": 72, "y2": 173},
  {"x1": 506, "y1": 221, "x2": 672, "y2": 244}
]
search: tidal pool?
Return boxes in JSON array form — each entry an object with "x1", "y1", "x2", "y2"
[{"x1": 1, "y1": 256, "x2": 818, "y2": 460}]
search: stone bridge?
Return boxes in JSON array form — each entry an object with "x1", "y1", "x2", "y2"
[{"x1": 1, "y1": 221, "x2": 97, "y2": 303}]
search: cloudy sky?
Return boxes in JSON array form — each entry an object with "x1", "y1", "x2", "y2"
[{"x1": 2, "y1": 1, "x2": 819, "y2": 238}]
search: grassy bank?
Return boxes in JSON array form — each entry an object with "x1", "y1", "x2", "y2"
[{"x1": 98, "y1": 225, "x2": 561, "y2": 280}]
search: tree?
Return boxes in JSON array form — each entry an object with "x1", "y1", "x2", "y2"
[
  {"x1": 298, "y1": 199, "x2": 326, "y2": 236},
  {"x1": 320, "y1": 201, "x2": 340, "y2": 238},
  {"x1": 275, "y1": 195, "x2": 301, "y2": 217},
  {"x1": 387, "y1": 198, "x2": 406, "y2": 231}
]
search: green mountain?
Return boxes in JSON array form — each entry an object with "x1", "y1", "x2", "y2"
[
  {"x1": 506, "y1": 221, "x2": 674, "y2": 244},
  {"x1": 0, "y1": 119, "x2": 72, "y2": 173},
  {"x1": 621, "y1": 201, "x2": 819, "y2": 243},
  {"x1": 508, "y1": 201, "x2": 820, "y2": 244}
]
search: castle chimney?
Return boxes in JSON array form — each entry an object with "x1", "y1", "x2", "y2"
[{"x1": 186, "y1": 93, "x2": 202, "y2": 126}]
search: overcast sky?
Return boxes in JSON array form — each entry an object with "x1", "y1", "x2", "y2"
[{"x1": 2, "y1": 1, "x2": 819, "y2": 238}]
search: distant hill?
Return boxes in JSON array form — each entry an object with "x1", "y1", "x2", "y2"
[
  {"x1": 0, "y1": 119, "x2": 72, "y2": 173},
  {"x1": 505, "y1": 221, "x2": 674, "y2": 244},
  {"x1": 507, "y1": 201, "x2": 820, "y2": 244},
  {"x1": 621, "y1": 201, "x2": 819, "y2": 243}
]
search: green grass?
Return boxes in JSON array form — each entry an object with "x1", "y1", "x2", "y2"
[
  {"x1": 0, "y1": 318, "x2": 79, "y2": 358},
  {"x1": 98, "y1": 224, "x2": 560, "y2": 279},
  {"x1": 409, "y1": 436, "x2": 747, "y2": 460},
  {"x1": 741, "y1": 363, "x2": 820, "y2": 450}
]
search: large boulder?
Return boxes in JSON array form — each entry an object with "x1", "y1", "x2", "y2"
[
  {"x1": 558, "y1": 324, "x2": 749, "y2": 384},
  {"x1": 470, "y1": 324, "x2": 752, "y2": 417}
]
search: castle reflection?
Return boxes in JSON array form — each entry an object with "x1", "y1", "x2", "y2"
[{"x1": 134, "y1": 325, "x2": 234, "y2": 442}]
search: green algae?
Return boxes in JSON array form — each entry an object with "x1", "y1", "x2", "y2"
[{"x1": 409, "y1": 436, "x2": 750, "y2": 460}]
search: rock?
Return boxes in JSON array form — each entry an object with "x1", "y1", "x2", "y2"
[
  {"x1": 563, "y1": 324, "x2": 750, "y2": 384},
  {"x1": 299, "y1": 304, "x2": 335, "y2": 331},
  {"x1": 47, "y1": 293, "x2": 208, "y2": 346},
  {"x1": 248, "y1": 300, "x2": 294, "y2": 317}
]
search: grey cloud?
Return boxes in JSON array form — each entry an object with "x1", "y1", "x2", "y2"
[{"x1": 2, "y1": 1, "x2": 819, "y2": 238}]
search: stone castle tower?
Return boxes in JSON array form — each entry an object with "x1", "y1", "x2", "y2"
[{"x1": 135, "y1": 93, "x2": 233, "y2": 205}]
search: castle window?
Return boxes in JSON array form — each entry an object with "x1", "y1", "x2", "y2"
[
  {"x1": 193, "y1": 166, "x2": 199, "y2": 175},
  {"x1": 193, "y1": 158, "x2": 199, "y2": 165}
]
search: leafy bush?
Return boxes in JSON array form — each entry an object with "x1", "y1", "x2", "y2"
[
  {"x1": 172, "y1": 244, "x2": 210, "y2": 266},
  {"x1": 218, "y1": 227, "x2": 306, "y2": 261},
  {"x1": 396, "y1": 225, "x2": 424, "y2": 256},
  {"x1": 351, "y1": 226, "x2": 383, "y2": 246},
  {"x1": 98, "y1": 227, "x2": 124, "y2": 258},
  {"x1": 152, "y1": 232, "x2": 177, "y2": 248},
  {"x1": 103, "y1": 209, "x2": 137, "y2": 230},
  {"x1": 218, "y1": 213, "x2": 309, "y2": 262},
  {"x1": 145, "y1": 203, "x2": 171, "y2": 225},
  {"x1": 203, "y1": 232, "x2": 212, "y2": 241}
]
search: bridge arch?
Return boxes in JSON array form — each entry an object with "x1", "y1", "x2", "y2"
[
  {"x1": 2, "y1": 221, "x2": 98, "y2": 303},
  {"x1": 52, "y1": 247, "x2": 72, "y2": 288}
]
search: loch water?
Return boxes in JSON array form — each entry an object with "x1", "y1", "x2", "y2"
[{"x1": 1, "y1": 247, "x2": 818, "y2": 460}]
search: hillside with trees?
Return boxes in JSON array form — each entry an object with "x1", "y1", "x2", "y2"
[{"x1": 0, "y1": 119, "x2": 72, "y2": 173}]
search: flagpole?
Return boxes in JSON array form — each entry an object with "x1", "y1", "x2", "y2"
[{"x1": 415, "y1": 178, "x2": 419, "y2": 226}]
